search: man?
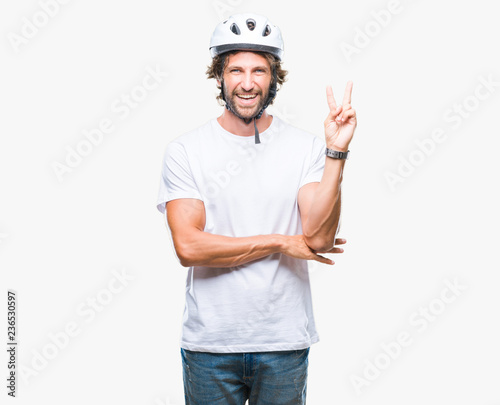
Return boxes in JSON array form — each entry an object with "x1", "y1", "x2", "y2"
[{"x1": 156, "y1": 13, "x2": 356, "y2": 404}]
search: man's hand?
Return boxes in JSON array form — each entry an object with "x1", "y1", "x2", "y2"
[
  {"x1": 280, "y1": 235, "x2": 346, "y2": 265},
  {"x1": 313, "y1": 238, "x2": 347, "y2": 254},
  {"x1": 324, "y1": 81, "x2": 357, "y2": 152}
]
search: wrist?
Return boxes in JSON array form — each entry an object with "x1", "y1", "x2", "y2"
[
  {"x1": 326, "y1": 143, "x2": 349, "y2": 153},
  {"x1": 271, "y1": 234, "x2": 286, "y2": 254}
]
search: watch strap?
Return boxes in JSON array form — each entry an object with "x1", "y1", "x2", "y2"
[{"x1": 325, "y1": 148, "x2": 350, "y2": 160}]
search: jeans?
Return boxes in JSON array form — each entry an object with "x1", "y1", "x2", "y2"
[{"x1": 180, "y1": 347, "x2": 310, "y2": 404}]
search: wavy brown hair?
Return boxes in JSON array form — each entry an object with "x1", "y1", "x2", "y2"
[{"x1": 206, "y1": 51, "x2": 288, "y2": 105}]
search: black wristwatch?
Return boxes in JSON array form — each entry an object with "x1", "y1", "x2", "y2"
[{"x1": 325, "y1": 148, "x2": 350, "y2": 160}]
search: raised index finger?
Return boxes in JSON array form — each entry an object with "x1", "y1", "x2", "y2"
[
  {"x1": 326, "y1": 85, "x2": 337, "y2": 112},
  {"x1": 342, "y1": 81, "x2": 353, "y2": 105}
]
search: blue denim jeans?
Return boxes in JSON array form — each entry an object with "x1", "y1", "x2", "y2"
[{"x1": 181, "y1": 347, "x2": 310, "y2": 404}]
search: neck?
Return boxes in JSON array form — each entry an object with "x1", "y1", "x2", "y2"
[{"x1": 217, "y1": 109, "x2": 273, "y2": 137}]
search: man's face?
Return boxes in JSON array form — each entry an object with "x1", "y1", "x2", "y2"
[{"x1": 219, "y1": 51, "x2": 272, "y2": 123}]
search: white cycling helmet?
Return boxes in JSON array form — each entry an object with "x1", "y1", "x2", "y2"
[{"x1": 209, "y1": 13, "x2": 284, "y2": 60}]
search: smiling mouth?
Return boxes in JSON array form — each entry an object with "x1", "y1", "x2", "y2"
[{"x1": 236, "y1": 94, "x2": 258, "y2": 100}]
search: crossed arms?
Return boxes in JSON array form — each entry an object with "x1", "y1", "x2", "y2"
[{"x1": 166, "y1": 168, "x2": 345, "y2": 268}]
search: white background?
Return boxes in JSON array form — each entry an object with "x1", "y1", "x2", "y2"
[{"x1": 1, "y1": 0, "x2": 499, "y2": 404}]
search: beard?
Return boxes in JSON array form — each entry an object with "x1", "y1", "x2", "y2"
[{"x1": 223, "y1": 83, "x2": 269, "y2": 124}]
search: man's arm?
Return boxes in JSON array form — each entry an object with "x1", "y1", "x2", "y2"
[
  {"x1": 299, "y1": 81, "x2": 356, "y2": 252},
  {"x1": 298, "y1": 158, "x2": 344, "y2": 252},
  {"x1": 166, "y1": 198, "x2": 336, "y2": 268}
]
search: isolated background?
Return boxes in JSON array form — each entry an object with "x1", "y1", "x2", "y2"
[{"x1": 1, "y1": 0, "x2": 499, "y2": 404}]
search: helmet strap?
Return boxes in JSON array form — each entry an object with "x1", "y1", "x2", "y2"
[{"x1": 254, "y1": 117, "x2": 260, "y2": 144}]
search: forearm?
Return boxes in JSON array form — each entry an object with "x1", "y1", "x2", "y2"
[
  {"x1": 175, "y1": 231, "x2": 284, "y2": 268},
  {"x1": 303, "y1": 157, "x2": 345, "y2": 251}
]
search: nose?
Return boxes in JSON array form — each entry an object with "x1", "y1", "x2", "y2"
[{"x1": 240, "y1": 72, "x2": 254, "y2": 92}]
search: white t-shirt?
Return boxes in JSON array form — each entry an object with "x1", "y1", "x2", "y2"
[{"x1": 156, "y1": 116, "x2": 326, "y2": 353}]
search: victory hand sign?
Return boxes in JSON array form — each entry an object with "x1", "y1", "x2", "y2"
[{"x1": 324, "y1": 81, "x2": 357, "y2": 152}]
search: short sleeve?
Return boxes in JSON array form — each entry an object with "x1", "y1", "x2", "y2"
[
  {"x1": 298, "y1": 135, "x2": 326, "y2": 189},
  {"x1": 156, "y1": 141, "x2": 203, "y2": 214}
]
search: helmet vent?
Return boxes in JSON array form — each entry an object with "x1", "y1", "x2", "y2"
[
  {"x1": 246, "y1": 19, "x2": 256, "y2": 31},
  {"x1": 263, "y1": 24, "x2": 271, "y2": 36},
  {"x1": 230, "y1": 23, "x2": 241, "y2": 35}
]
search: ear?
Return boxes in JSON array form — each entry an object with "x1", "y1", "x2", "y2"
[{"x1": 216, "y1": 79, "x2": 221, "y2": 87}]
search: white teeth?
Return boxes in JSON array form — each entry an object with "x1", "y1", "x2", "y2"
[{"x1": 238, "y1": 94, "x2": 257, "y2": 99}]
